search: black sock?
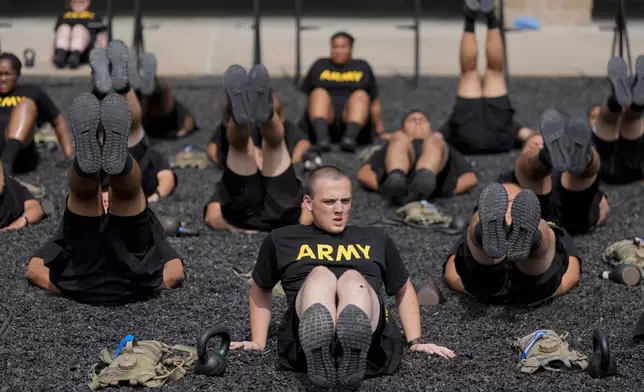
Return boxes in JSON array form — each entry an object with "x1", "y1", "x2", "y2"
[
  {"x1": 113, "y1": 154, "x2": 134, "y2": 177},
  {"x1": 311, "y1": 117, "x2": 330, "y2": 142},
  {"x1": 388, "y1": 169, "x2": 406, "y2": 178},
  {"x1": 487, "y1": 13, "x2": 499, "y2": 29},
  {"x1": 631, "y1": 103, "x2": 644, "y2": 112},
  {"x1": 73, "y1": 158, "x2": 96, "y2": 177},
  {"x1": 474, "y1": 222, "x2": 483, "y2": 246},
  {"x1": 607, "y1": 95, "x2": 622, "y2": 113},
  {"x1": 537, "y1": 148, "x2": 552, "y2": 168},
  {"x1": 343, "y1": 121, "x2": 361, "y2": 141},
  {"x1": 465, "y1": 17, "x2": 476, "y2": 33},
  {"x1": 0, "y1": 138, "x2": 22, "y2": 172}
]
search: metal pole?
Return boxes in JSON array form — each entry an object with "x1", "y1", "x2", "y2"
[
  {"x1": 106, "y1": 0, "x2": 113, "y2": 42},
  {"x1": 132, "y1": 0, "x2": 143, "y2": 61},
  {"x1": 413, "y1": 0, "x2": 421, "y2": 89},
  {"x1": 500, "y1": 0, "x2": 509, "y2": 84},
  {"x1": 253, "y1": 0, "x2": 262, "y2": 65},
  {"x1": 621, "y1": 0, "x2": 633, "y2": 74},
  {"x1": 295, "y1": 0, "x2": 302, "y2": 84}
]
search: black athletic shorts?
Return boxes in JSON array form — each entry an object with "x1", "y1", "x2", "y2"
[
  {"x1": 442, "y1": 95, "x2": 519, "y2": 154},
  {"x1": 277, "y1": 292, "x2": 403, "y2": 377},
  {"x1": 12, "y1": 141, "x2": 40, "y2": 174},
  {"x1": 129, "y1": 139, "x2": 177, "y2": 198},
  {"x1": 204, "y1": 166, "x2": 303, "y2": 231},
  {"x1": 367, "y1": 140, "x2": 473, "y2": 198},
  {"x1": 298, "y1": 95, "x2": 374, "y2": 146},
  {"x1": 592, "y1": 133, "x2": 644, "y2": 184},
  {"x1": 143, "y1": 100, "x2": 196, "y2": 139},
  {"x1": 446, "y1": 223, "x2": 580, "y2": 305},
  {"x1": 497, "y1": 170, "x2": 604, "y2": 236},
  {"x1": 32, "y1": 206, "x2": 181, "y2": 306},
  {"x1": 0, "y1": 177, "x2": 34, "y2": 228}
]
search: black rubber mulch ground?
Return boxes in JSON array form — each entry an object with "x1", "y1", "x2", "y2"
[{"x1": 1, "y1": 75, "x2": 643, "y2": 392}]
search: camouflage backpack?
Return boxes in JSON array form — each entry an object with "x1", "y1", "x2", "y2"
[
  {"x1": 602, "y1": 238, "x2": 644, "y2": 271},
  {"x1": 232, "y1": 267, "x2": 285, "y2": 298},
  {"x1": 34, "y1": 126, "x2": 59, "y2": 152},
  {"x1": 396, "y1": 201, "x2": 452, "y2": 227},
  {"x1": 514, "y1": 330, "x2": 588, "y2": 374},
  {"x1": 88, "y1": 339, "x2": 197, "y2": 390},
  {"x1": 170, "y1": 145, "x2": 210, "y2": 169}
]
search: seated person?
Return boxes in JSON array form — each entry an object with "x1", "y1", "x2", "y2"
[
  {"x1": 497, "y1": 109, "x2": 609, "y2": 236},
  {"x1": 53, "y1": 0, "x2": 108, "y2": 69},
  {"x1": 204, "y1": 64, "x2": 313, "y2": 232},
  {"x1": 357, "y1": 110, "x2": 478, "y2": 205},
  {"x1": 131, "y1": 52, "x2": 198, "y2": 139},
  {"x1": 591, "y1": 56, "x2": 644, "y2": 185},
  {"x1": 207, "y1": 93, "x2": 312, "y2": 166},
  {"x1": 0, "y1": 53, "x2": 74, "y2": 176},
  {"x1": 26, "y1": 92, "x2": 184, "y2": 305},
  {"x1": 230, "y1": 166, "x2": 455, "y2": 388},
  {"x1": 89, "y1": 42, "x2": 177, "y2": 204},
  {"x1": 438, "y1": 1, "x2": 533, "y2": 154},
  {"x1": 298, "y1": 31, "x2": 384, "y2": 152},
  {"x1": 443, "y1": 182, "x2": 581, "y2": 305},
  {"x1": 0, "y1": 165, "x2": 44, "y2": 232}
]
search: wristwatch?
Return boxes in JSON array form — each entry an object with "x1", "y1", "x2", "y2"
[
  {"x1": 22, "y1": 215, "x2": 29, "y2": 226},
  {"x1": 407, "y1": 337, "x2": 424, "y2": 348}
]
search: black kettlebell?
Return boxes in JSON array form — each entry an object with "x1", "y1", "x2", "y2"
[
  {"x1": 587, "y1": 328, "x2": 617, "y2": 378},
  {"x1": 23, "y1": 49, "x2": 36, "y2": 68},
  {"x1": 437, "y1": 215, "x2": 468, "y2": 236},
  {"x1": 195, "y1": 327, "x2": 231, "y2": 377}
]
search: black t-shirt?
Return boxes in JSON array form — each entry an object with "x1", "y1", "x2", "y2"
[
  {"x1": 55, "y1": 10, "x2": 106, "y2": 33},
  {"x1": 301, "y1": 58, "x2": 378, "y2": 100},
  {"x1": 0, "y1": 178, "x2": 35, "y2": 229},
  {"x1": 252, "y1": 224, "x2": 409, "y2": 305},
  {"x1": 0, "y1": 84, "x2": 60, "y2": 132}
]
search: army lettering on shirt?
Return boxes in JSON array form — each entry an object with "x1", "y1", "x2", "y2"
[
  {"x1": 301, "y1": 58, "x2": 379, "y2": 100},
  {"x1": 0, "y1": 85, "x2": 60, "y2": 132},
  {"x1": 252, "y1": 224, "x2": 409, "y2": 305},
  {"x1": 55, "y1": 10, "x2": 106, "y2": 32}
]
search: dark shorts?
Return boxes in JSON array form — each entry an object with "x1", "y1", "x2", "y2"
[
  {"x1": 367, "y1": 140, "x2": 473, "y2": 198},
  {"x1": 447, "y1": 223, "x2": 579, "y2": 305},
  {"x1": 592, "y1": 133, "x2": 644, "y2": 184},
  {"x1": 129, "y1": 140, "x2": 177, "y2": 198},
  {"x1": 442, "y1": 95, "x2": 518, "y2": 154},
  {"x1": 497, "y1": 170, "x2": 604, "y2": 236},
  {"x1": 204, "y1": 166, "x2": 303, "y2": 231},
  {"x1": 143, "y1": 100, "x2": 196, "y2": 139},
  {"x1": 298, "y1": 95, "x2": 374, "y2": 145},
  {"x1": 277, "y1": 293, "x2": 403, "y2": 377},
  {"x1": 12, "y1": 141, "x2": 40, "y2": 174},
  {"x1": 0, "y1": 178, "x2": 31, "y2": 228},
  {"x1": 32, "y1": 206, "x2": 181, "y2": 306}
]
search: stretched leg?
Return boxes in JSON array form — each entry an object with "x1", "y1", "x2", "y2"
[
  {"x1": 53, "y1": 24, "x2": 72, "y2": 68},
  {"x1": 307, "y1": 88, "x2": 334, "y2": 150},
  {"x1": 295, "y1": 266, "x2": 338, "y2": 388},
  {"x1": 409, "y1": 132, "x2": 449, "y2": 198},
  {"x1": 457, "y1": 5, "x2": 482, "y2": 99},
  {"x1": 1, "y1": 99, "x2": 37, "y2": 176},
  {"x1": 67, "y1": 25, "x2": 92, "y2": 69},
  {"x1": 596, "y1": 57, "x2": 633, "y2": 142},
  {"x1": 380, "y1": 132, "x2": 415, "y2": 198},
  {"x1": 481, "y1": 13, "x2": 507, "y2": 98},
  {"x1": 340, "y1": 89, "x2": 371, "y2": 152}
]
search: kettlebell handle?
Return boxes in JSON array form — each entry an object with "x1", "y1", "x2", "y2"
[
  {"x1": 197, "y1": 326, "x2": 231, "y2": 359},
  {"x1": 592, "y1": 328, "x2": 611, "y2": 371}
]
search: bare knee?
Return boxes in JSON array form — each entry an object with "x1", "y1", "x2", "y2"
[
  {"x1": 162, "y1": 259, "x2": 184, "y2": 289},
  {"x1": 598, "y1": 195, "x2": 609, "y2": 226},
  {"x1": 453, "y1": 172, "x2": 478, "y2": 194},
  {"x1": 205, "y1": 202, "x2": 232, "y2": 231},
  {"x1": 12, "y1": 98, "x2": 38, "y2": 118},
  {"x1": 390, "y1": 130, "x2": 412, "y2": 145},
  {"x1": 307, "y1": 266, "x2": 337, "y2": 282},
  {"x1": 443, "y1": 256, "x2": 465, "y2": 292},
  {"x1": 337, "y1": 269, "x2": 368, "y2": 290},
  {"x1": 348, "y1": 89, "x2": 370, "y2": 103},
  {"x1": 55, "y1": 24, "x2": 72, "y2": 37},
  {"x1": 70, "y1": 24, "x2": 89, "y2": 36},
  {"x1": 309, "y1": 88, "x2": 331, "y2": 102},
  {"x1": 26, "y1": 257, "x2": 45, "y2": 283}
]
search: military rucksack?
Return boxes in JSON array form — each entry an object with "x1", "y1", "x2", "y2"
[
  {"x1": 514, "y1": 330, "x2": 588, "y2": 374},
  {"x1": 602, "y1": 238, "x2": 644, "y2": 271},
  {"x1": 170, "y1": 145, "x2": 210, "y2": 169},
  {"x1": 88, "y1": 339, "x2": 197, "y2": 390},
  {"x1": 396, "y1": 201, "x2": 452, "y2": 228}
]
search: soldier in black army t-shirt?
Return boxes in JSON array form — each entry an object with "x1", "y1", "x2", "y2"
[
  {"x1": 230, "y1": 166, "x2": 454, "y2": 388},
  {"x1": 53, "y1": 0, "x2": 108, "y2": 69},
  {"x1": 299, "y1": 31, "x2": 385, "y2": 153},
  {"x1": 0, "y1": 53, "x2": 74, "y2": 176}
]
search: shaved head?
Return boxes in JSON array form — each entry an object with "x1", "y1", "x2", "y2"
[{"x1": 304, "y1": 166, "x2": 349, "y2": 199}]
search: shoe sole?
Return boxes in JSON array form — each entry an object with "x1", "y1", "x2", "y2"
[
  {"x1": 608, "y1": 56, "x2": 633, "y2": 108},
  {"x1": 100, "y1": 93, "x2": 132, "y2": 175},
  {"x1": 381, "y1": 173, "x2": 408, "y2": 198},
  {"x1": 107, "y1": 40, "x2": 130, "y2": 92},
  {"x1": 477, "y1": 182, "x2": 508, "y2": 259},
  {"x1": 247, "y1": 64, "x2": 273, "y2": 124},
  {"x1": 140, "y1": 53, "x2": 158, "y2": 96},
  {"x1": 540, "y1": 109, "x2": 569, "y2": 173},
  {"x1": 479, "y1": 0, "x2": 496, "y2": 14},
  {"x1": 298, "y1": 303, "x2": 336, "y2": 388},
  {"x1": 632, "y1": 56, "x2": 644, "y2": 107},
  {"x1": 336, "y1": 305, "x2": 371, "y2": 387},
  {"x1": 566, "y1": 117, "x2": 593, "y2": 176},
  {"x1": 69, "y1": 93, "x2": 102, "y2": 175},
  {"x1": 506, "y1": 190, "x2": 541, "y2": 262},
  {"x1": 89, "y1": 48, "x2": 112, "y2": 94},
  {"x1": 223, "y1": 65, "x2": 252, "y2": 125},
  {"x1": 464, "y1": 0, "x2": 481, "y2": 15}
]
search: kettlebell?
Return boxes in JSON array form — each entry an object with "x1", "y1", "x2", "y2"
[
  {"x1": 195, "y1": 327, "x2": 231, "y2": 377},
  {"x1": 160, "y1": 216, "x2": 180, "y2": 236},
  {"x1": 23, "y1": 49, "x2": 36, "y2": 68},
  {"x1": 438, "y1": 215, "x2": 468, "y2": 236},
  {"x1": 587, "y1": 328, "x2": 617, "y2": 379},
  {"x1": 601, "y1": 264, "x2": 641, "y2": 286}
]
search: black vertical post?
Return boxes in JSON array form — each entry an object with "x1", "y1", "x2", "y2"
[
  {"x1": 413, "y1": 0, "x2": 421, "y2": 89},
  {"x1": 106, "y1": 0, "x2": 114, "y2": 42},
  {"x1": 253, "y1": 0, "x2": 262, "y2": 65},
  {"x1": 132, "y1": 0, "x2": 144, "y2": 62},
  {"x1": 295, "y1": 0, "x2": 302, "y2": 84},
  {"x1": 499, "y1": 0, "x2": 509, "y2": 85}
]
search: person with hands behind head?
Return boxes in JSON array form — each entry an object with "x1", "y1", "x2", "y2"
[{"x1": 230, "y1": 166, "x2": 454, "y2": 389}]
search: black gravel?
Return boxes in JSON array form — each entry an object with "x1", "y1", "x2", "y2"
[{"x1": 1, "y1": 75, "x2": 643, "y2": 392}]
